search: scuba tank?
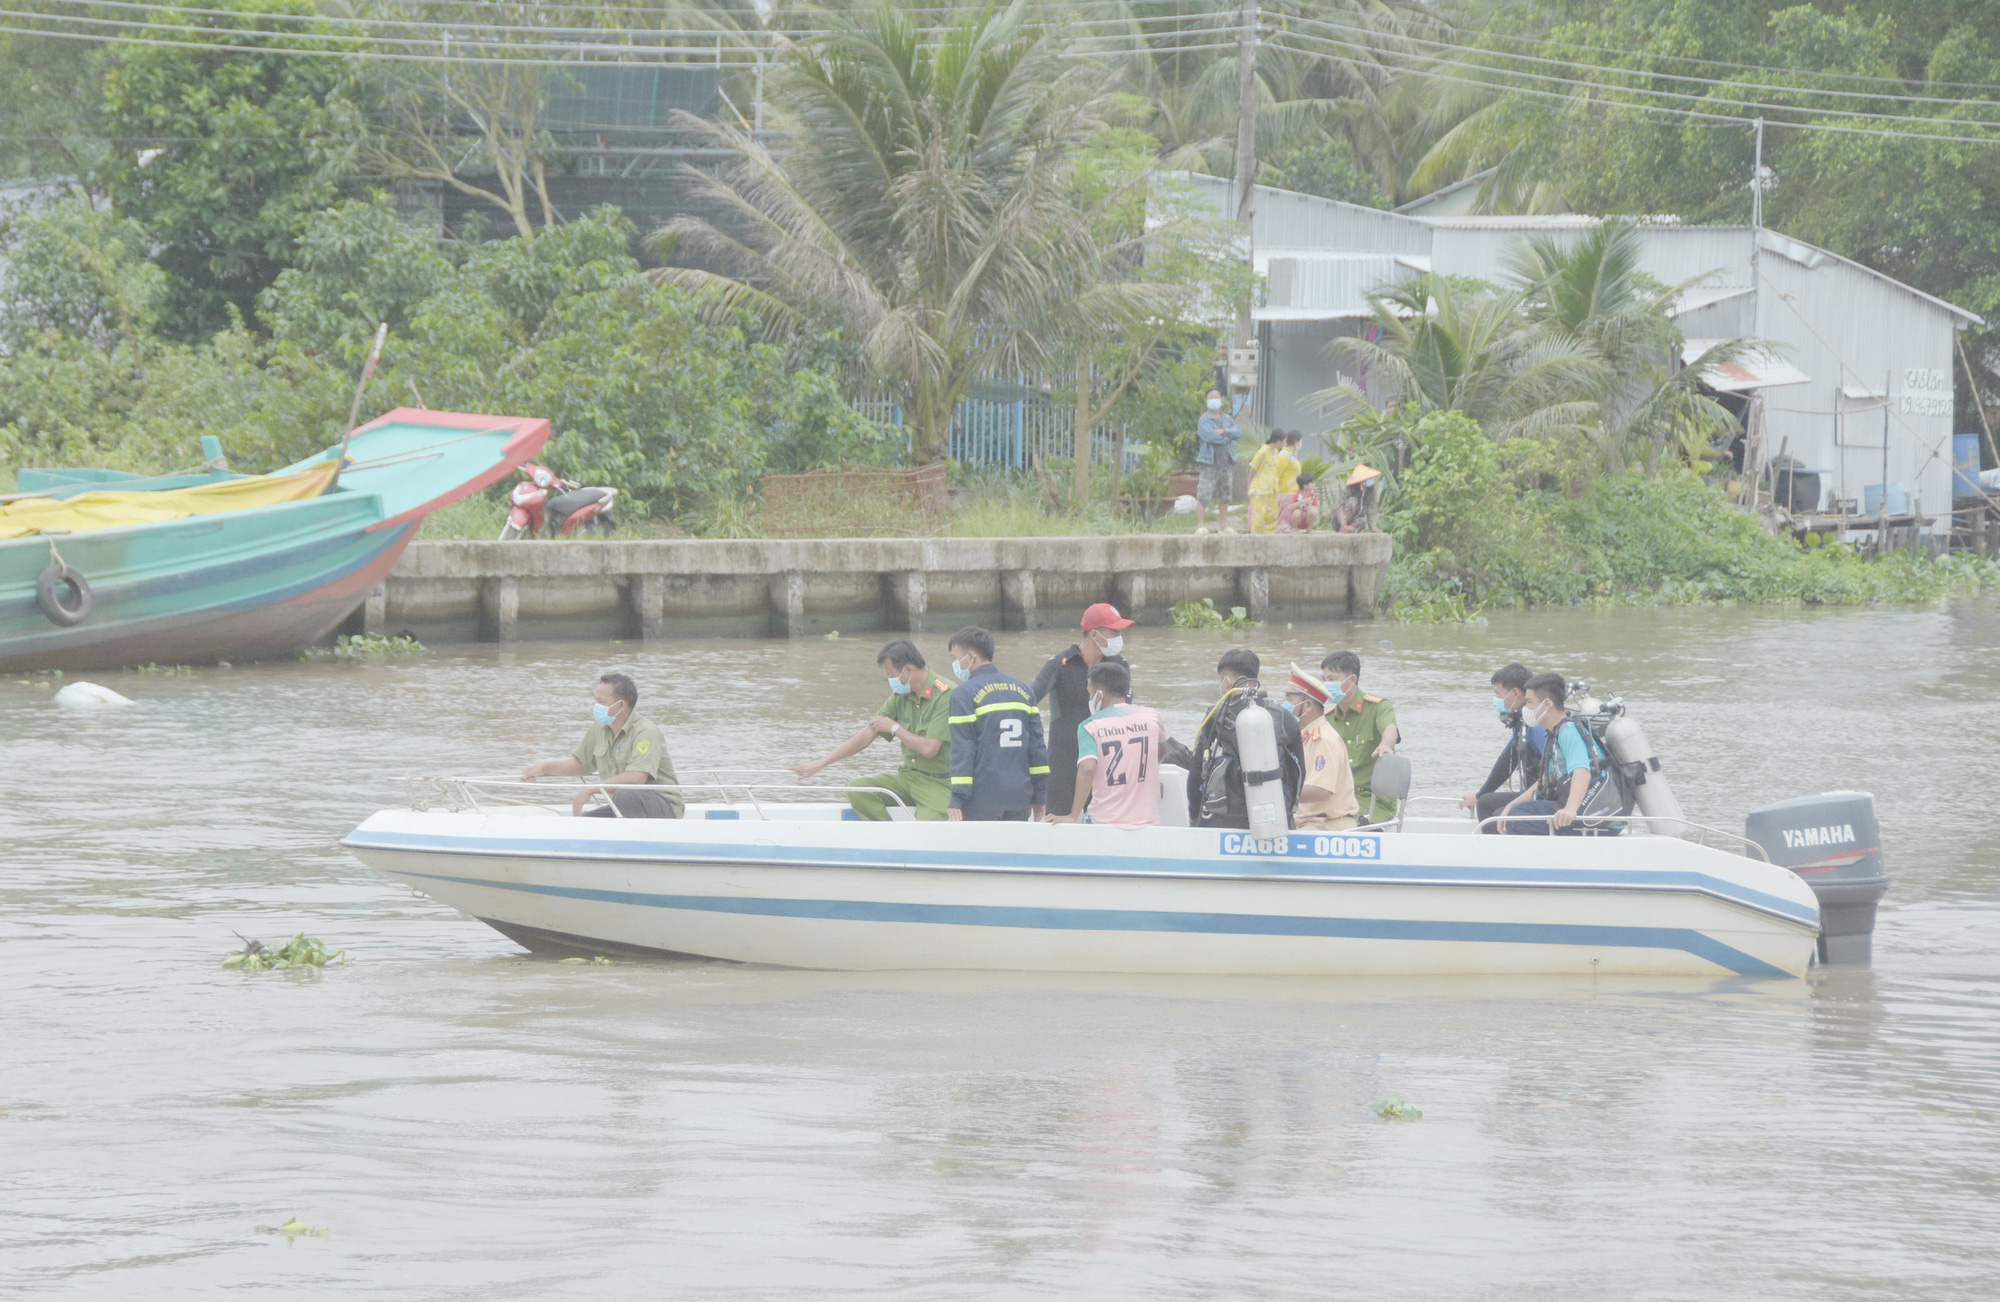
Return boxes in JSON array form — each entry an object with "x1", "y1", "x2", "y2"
[
  {"x1": 1234, "y1": 701, "x2": 1290, "y2": 842},
  {"x1": 1562, "y1": 684, "x2": 1683, "y2": 829}
]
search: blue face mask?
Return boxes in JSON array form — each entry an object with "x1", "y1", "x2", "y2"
[
  {"x1": 952, "y1": 658, "x2": 972, "y2": 682},
  {"x1": 887, "y1": 675, "x2": 912, "y2": 696},
  {"x1": 1278, "y1": 700, "x2": 1296, "y2": 715},
  {"x1": 592, "y1": 702, "x2": 615, "y2": 727},
  {"x1": 1492, "y1": 696, "x2": 1512, "y2": 716}
]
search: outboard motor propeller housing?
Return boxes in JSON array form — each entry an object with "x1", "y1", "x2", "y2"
[{"x1": 1744, "y1": 792, "x2": 1889, "y2": 965}]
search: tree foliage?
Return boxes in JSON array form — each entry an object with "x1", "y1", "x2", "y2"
[
  {"x1": 96, "y1": 0, "x2": 365, "y2": 337},
  {"x1": 0, "y1": 200, "x2": 892, "y2": 517}
]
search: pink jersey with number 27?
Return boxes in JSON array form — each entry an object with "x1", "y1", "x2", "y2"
[{"x1": 1076, "y1": 704, "x2": 1164, "y2": 827}]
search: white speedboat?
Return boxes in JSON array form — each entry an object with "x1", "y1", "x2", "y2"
[{"x1": 343, "y1": 777, "x2": 1825, "y2": 978}]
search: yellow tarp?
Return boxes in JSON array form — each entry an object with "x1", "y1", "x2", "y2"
[{"x1": 0, "y1": 460, "x2": 342, "y2": 540}]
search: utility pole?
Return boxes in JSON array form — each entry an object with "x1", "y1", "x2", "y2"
[
  {"x1": 1231, "y1": 0, "x2": 1259, "y2": 352},
  {"x1": 1750, "y1": 117, "x2": 1765, "y2": 339}
]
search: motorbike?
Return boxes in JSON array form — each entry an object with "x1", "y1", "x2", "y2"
[{"x1": 498, "y1": 463, "x2": 620, "y2": 540}]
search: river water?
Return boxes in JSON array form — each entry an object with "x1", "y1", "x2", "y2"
[{"x1": 4, "y1": 604, "x2": 1998, "y2": 1299}]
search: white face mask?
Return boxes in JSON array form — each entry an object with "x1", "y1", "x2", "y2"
[
  {"x1": 1100, "y1": 634, "x2": 1124, "y2": 656},
  {"x1": 1089, "y1": 692, "x2": 1106, "y2": 714}
]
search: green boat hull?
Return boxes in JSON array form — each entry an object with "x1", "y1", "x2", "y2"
[{"x1": 1, "y1": 409, "x2": 549, "y2": 671}]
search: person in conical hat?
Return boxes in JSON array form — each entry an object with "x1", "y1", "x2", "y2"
[
  {"x1": 1282, "y1": 662, "x2": 1359, "y2": 831},
  {"x1": 1335, "y1": 464, "x2": 1382, "y2": 533}
]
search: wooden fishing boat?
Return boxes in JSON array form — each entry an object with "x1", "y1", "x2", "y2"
[{"x1": 0, "y1": 409, "x2": 548, "y2": 671}]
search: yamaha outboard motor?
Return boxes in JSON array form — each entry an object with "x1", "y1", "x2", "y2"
[{"x1": 1744, "y1": 792, "x2": 1889, "y2": 965}]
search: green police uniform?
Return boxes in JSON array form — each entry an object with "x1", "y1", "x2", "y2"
[
  {"x1": 1327, "y1": 692, "x2": 1399, "y2": 821},
  {"x1": 849, "y1": 675, "x2": 956, "y2": 821},
  {"x1": 573, "y1": 711, "x2": 683, "y2": 818}
]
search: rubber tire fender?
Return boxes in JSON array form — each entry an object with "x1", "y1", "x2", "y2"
[{"x1": 37, "y1": 559, "x2": 93, "y2": 626}]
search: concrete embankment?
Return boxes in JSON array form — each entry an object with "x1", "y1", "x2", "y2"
[{"x1": 356, "y1": 533, "x2": 1393, "y2": 642}]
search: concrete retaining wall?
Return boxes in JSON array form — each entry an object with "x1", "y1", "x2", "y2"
[{"x1": 358, "y1": 533, "x2": 1393, "y2": 642}]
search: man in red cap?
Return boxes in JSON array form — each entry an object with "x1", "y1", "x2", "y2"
[
  {"x1": 1029, "y1": 602, "x2": 1134, "y2": 820},
  {"x1": 1283, "y1": 662, "x2": 1359, "y2": 831}
]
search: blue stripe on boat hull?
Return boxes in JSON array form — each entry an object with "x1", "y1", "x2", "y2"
[
  {"x1": 345, "y1": 828, "x2": 1820, "y2": 928},
  {"x1": 388, "y1": 866, "x2": 1793, "y2": 977}
]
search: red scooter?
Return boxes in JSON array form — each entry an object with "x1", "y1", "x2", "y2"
[{"x1": 498, "y1": 463, "x2": 620, "y2": 540}]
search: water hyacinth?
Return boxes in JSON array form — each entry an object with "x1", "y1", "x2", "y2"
[
  {"x1": 222, "y1": 933, "x2": 347, "y2": 972},
  {"x1": 1372, "y1": 1096, "x2": 1423, "y2": 1122}
]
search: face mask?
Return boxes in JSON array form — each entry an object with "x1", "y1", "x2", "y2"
[
  {"x1": 952, "y1": 658, "x2": 972, "y2": 682},
  {"x1": 1101, "y1": 634, "x2": 1124, "y2": 656},
  {"x1": 1089, "y1": 693, "x2": 1105, "y2": 715},
  {"x1": 1207, "y1": 397, "x2": 1223, "y2": 411},
  {"x1": 1528, "y1": 701, "x2": 1553, "y2": 728},
  {"x1": 592, "y1": 702, "x2": 615, "y2": 727},
  {"x1": 1492, "y1": 696, "x2": 1511, "y2": 717},
  {"x1": 1279, "y1": 700, "x2": 1296, "y2": 715},
  {"x1": 887, "y1": 675, "x2": 913, "y2": 696}
]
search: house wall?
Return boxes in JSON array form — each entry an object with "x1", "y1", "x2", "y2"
[{"x1": 1755, "y1": 255, "x2": 1957, "y2": 518}]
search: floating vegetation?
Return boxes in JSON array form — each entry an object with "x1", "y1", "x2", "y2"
[
  {"x1": 1170, "y1": 597, "x2": 1260, "y2": 631},
  {"x1": 223, "y1": 932, "x2": 348, "y2": 971},
  {"x1": 559, "y1": 955, "x2": 619, "y2": 965},
  {"x1": 1372, "y1": 1095, "x2": 1423, "y2": 1122},
  {"x1": 337, "y1": 632, "x2": 424, "y2": 657},
  {"x1": 131, "y1": 663, "x2": 196, "y2": 675},
  {"x1": 257, "y1": 1218, "x2": 329, "y2": 1240}
]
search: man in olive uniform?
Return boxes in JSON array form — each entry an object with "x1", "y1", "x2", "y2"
[
  {"x1": 793, "y1": 639, "x2": 955, "y2": 820},
  {"x1": 1320, "y1": 650, "x2": 1400, "y2": 821},
  {"x1": 522, "y1": 671, "x2": 682, "y2": 818}
]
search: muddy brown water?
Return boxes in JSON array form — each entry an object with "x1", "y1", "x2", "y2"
[{"x1": 3, "y1": 605, "x2": 1997, "y2": 1299}]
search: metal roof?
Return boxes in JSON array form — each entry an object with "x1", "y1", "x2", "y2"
[{"x1": 1682, "y1": 339, "x2": 1812, "y2": 392}]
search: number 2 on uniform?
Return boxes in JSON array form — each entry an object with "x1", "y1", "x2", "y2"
[{"x1": 998, "y1": 717, "x2": 1023, "y2": 747}]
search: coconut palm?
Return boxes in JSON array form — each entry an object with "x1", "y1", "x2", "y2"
[
  {"x1": 1504, "y1": 220, "x2": 1750, "y2": 472},
  {"x1": 647, "y1": 1, "x2": 1169, "y2": 462},
  {"x1": 1315, "y1": 272, "x2": 1607, "y2": 439}
]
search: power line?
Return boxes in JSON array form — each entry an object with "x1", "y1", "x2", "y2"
[
  {"x1": 1275, "y1": 18, "x2": 2000, "y2": 135},
  {"x1": 1270, "y1": 27, "x2": 2000, "y2": 146},
  {"x1": 1445, "y1": 12, "x2": 2000, "y2": 99},
  {"x1": 0, "y1": 16, "x2": 1246, "y2": 67}
]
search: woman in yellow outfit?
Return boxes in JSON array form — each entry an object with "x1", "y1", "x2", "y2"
[
  {"x1": 1246, "y1": 430, "x2": 1284, "y2": 534},
  {"x1": 1277, "y1": 431, "x2": 1303, "y2": 497}
]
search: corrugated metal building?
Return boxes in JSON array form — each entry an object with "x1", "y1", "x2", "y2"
[{"x1": 1187, "y1": 175, "x2": 1981, "y2": 532}]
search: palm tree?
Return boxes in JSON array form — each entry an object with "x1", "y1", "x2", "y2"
[
  {"x1": 1315, "y1": 272, "x2": 1607, "y2": 439},
  {"x1": 648, "y1": 1, "x2": 1163, "y2": 462},
  {"x1": 1504, "y1": 220, "x2": 1749, "y2": 472}
]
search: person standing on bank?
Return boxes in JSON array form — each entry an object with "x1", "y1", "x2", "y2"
[
  {"x1": 945, "y1": 626, "x2": 1049, "y2": 821},
  {"x1": 1283, "y1": 663, "x2": 1359, "y2": 831},
  {"x1": 1460, "y1": 662, "x2": 1546, "y2": 829},
  {"x1": 1194, "y1": 388, "x2": 1239, "y2": 534},
  {"x1": 1053, "y1": 661, "x2": 1165, "y2": 827},
  {"x1": 1029, "y1": 602, "x2": 1133, "y2": 821},
  {"x1": 522, "y1": 671, "x2": 683, "y2": 818},
  {"x1": 1247, "y1": 430, "x2": 1285, "y2": 534},
  {"x1": 792, "y1": 639, "x2": 955, "y2": 821},
  {"x1": 1320, "y1": 650, "x2": 1401, "y2": 822}
]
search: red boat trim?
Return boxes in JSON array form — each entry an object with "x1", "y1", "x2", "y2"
[{"x1": 358, "y1": 408, "x2": 553, "y2": 534}]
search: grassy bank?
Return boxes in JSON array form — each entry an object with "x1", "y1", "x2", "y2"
[{"x1": 1381, "y1": 411, "x2": 1998, "y2": 620}]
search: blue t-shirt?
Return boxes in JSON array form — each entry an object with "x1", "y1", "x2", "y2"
[{"x1": 1551, "y1": 721, "x2": 1590, "y2": 776}]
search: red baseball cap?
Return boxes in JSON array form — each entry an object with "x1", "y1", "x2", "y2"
[{"x1": 1080, "y1": 602, "x2": 1135, "y2": 632}]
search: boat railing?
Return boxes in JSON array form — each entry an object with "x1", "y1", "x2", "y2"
[
  {"x1": 1460, "y1": 810, "x2": 1771, "y2": 861},
  {"x1": 405, "y1": 775, "x2": 911, "y2": 820}
]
